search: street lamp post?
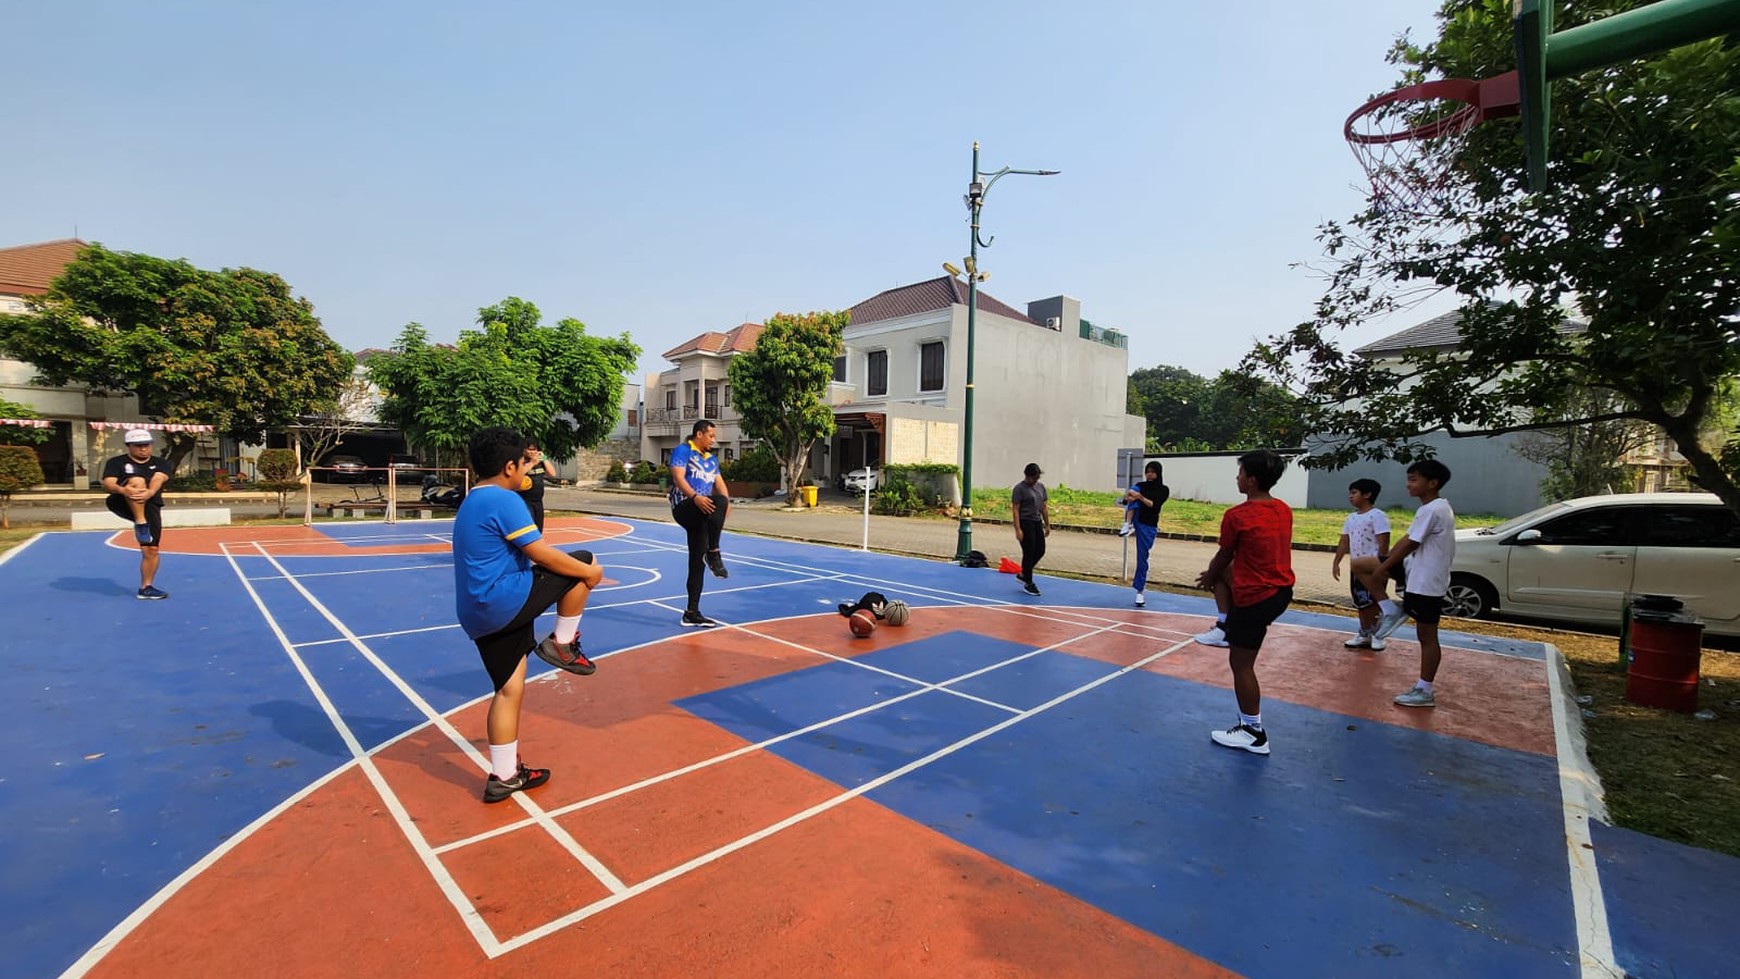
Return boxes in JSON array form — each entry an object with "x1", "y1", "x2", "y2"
[{"x1": 952, "y1": 141, "x2": 1059, "y2": 564}]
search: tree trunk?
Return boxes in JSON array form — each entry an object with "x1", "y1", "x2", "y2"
[
  {"x1": 162, "y1": 434, "x2": 200, "y2": 477},
  {"x1": 1665, "y1": 423, "x2": 1740, "y2": 517}
]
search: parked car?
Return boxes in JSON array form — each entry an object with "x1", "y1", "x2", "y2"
[
  {"x1": 1447, "y1": 492, "x2": 1740, "y2": 636},
  {"x1": 388, "y1": 454, "x2": 425, "y2": 479},
  {"x1": 319, "y1": 454, "x2": 369, "y2": 483},
  {"x1": 841, "y1": 467, "x2": 881, "y2": 494}
]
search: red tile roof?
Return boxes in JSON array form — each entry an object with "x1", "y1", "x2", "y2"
[
  {"x1": 0, "y1": 239, "x2": 89, "y2": 296},
  {"x1": 848, "y1": 276, "x2": 1036, "y2": 327},
  {"x1": 661, "y1": 322, "x2": 763, "y2": 360}
]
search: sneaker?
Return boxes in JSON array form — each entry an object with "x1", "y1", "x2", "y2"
[
  {"x1": 1117, "y1": 524, "x2": 1135, "y2": 537},
  {"x1": 1023, "y1": 580, "x2": 1041, "y2": 597},
  {"x1": 1372, "y1": 607, "x2": 1410, "y2": 642},
  {"x1": 1394, "y1": 687, "x2": 1436, "y2": 708},
  {"x1": 1193, "y1": 625, "x2": 1229, "y2": 647},
  {"x1": 1369, "y1": 637, "x2": 1387, "y2": 651},
  {"x1": 133, "y1": 524, "x2": 153, "y2": 545},
  {"x1": 1134, "y1": 591, "x2": 1146, "y2": 607},
  {"x1": 680, "y1": 609, "x2": 718, "y2": 628},
  {"x1": 136, "y1": 585, "x2": 169, "y2": 600},
  {"x1": 482, "y1": 761, "x2": 551, "y2": 804},
  {"x1": 535, "y1": 635, "x2": 596, "y2": 676},
  {"x1": 1210, "y1": 723, "x2": 1270, "y2": 755},
  {"x1": 704, "y1": 551, "x2": 729, "y2": 578},
  {"x1": 1343, "y1": 633, "x2": 1372, "y2": 649}
]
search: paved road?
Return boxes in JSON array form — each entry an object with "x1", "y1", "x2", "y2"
[{"x1": 549, "y1": 487, "x2": 1352, "y2": 608}]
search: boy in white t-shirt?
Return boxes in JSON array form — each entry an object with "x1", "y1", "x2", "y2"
[
  {"x1": 1366, "y1": 460, "x2": 1456, "y2": 708},
  {"x1": 1332, "y1": 478, "x2": 1391, "y2": 649}
]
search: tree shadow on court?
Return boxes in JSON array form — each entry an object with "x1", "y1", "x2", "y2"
[
  {"x1": 49, "y1": 576, "x2": 135, "y2": 597},
  {"x1": 249, "y1": 700, "x2": 414, "y2": 758}
]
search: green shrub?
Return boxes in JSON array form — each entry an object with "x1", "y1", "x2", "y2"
[
  {"x1": 606, "y1": 459, "x2": 628, "y2": 482},
  {"x1": 168, "y1": 472, "x2": 218, "y2": 492},
  {"x1": 872, "y1": 475, "x2": 926, "y2": 516},
  {"x1": 628, "y1": 461, "x2": 662, "y2": 485},
  {"x1": 0, "y1": 445, "x2": 45, "y2": 529},
  {"x1": 722, "y1": 442, "x2": 780, "y2": 482},
  {"x1": 255, "y1": 448, "x2": 304, "y2": 517}
]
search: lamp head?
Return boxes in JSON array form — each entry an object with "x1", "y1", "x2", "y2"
[{"x1": 942, "y1": 261, "x2": 963, "y2": 278}]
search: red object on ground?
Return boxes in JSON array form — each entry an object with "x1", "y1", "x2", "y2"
[
  {"x1": 1625, "y1": 617, "x2": 1703, "y2": 712},
  {"x1": 998, "y1": 557, "x2": 1022, "y2": 574}
]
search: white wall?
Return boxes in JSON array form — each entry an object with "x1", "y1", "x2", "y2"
[{"x1": 1147, "y1": 452, "x2": 1310, "y2": 508}]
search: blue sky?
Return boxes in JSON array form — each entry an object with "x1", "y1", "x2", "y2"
[{"x1": 2, "y1": 1, "x2": 1459, "y2": 383}]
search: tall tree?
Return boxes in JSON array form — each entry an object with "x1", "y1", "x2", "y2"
[
  {"x1": 1243, "y1": 0, "x2": 1740, "y2": 515},
  {"x1": 295, "y1": 373, "x2": 378, "y2": 467},
  {"x1": 727, "y1": 310, "x2": 848, "y2": 506},
  {"x1": 367, "y1": 298, "x2": 639, "y2": 465},
  {"x1": 0, "y1": 245, "x2": 354, "y2": 472}
]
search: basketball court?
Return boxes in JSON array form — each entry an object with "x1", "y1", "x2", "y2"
[{"x1": 4, "y1": 516, "x2": 1736, "y2": 978}]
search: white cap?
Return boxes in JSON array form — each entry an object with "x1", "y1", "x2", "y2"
[{"x1": 123, "y1": 429, "x2": 153, "y2": 444}]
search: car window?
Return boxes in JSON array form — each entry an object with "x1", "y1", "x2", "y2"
[
  {"x1": 1633, "y1": 505, "x2": 1740, "y2": 548},
  {"x1": 1529, "y1": 507, "x2": 1634, "y2": 546}
]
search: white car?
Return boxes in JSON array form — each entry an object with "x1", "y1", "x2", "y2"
[
  {"x1": 841, "y1": 467, "x2": 881, "y2": 494},
  {"x1": 1447, "y1": 492, "x2": 1740, "y2": 636}
]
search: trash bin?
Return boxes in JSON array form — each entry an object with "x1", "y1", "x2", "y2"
[
  {"x1": 1624, "y1": 595, "x2": 1703, "y2": 712},
  {"x1": 800, "y1": 485, "x2": 818, "y2": 508}
]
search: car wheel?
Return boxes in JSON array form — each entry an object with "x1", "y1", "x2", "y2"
[{"x1": 1445, "y1": 574, "x2": 1498, "y2": 619}]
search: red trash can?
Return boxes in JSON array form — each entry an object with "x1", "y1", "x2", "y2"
[{"x1": 1624, "y1": 615, "x2": 1703, "y2": 712}]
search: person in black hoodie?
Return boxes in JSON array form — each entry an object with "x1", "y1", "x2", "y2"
[{"x1": 1123, "y1": 461, "x2": 1170, "y2": 608}]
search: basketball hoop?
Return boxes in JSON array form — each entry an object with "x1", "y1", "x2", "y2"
[{"x1": 1345, "y1": 72, "x2": 1520, "y2": 214}]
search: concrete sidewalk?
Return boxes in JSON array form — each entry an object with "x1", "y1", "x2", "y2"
[{"x1": 549, "y1": 486, "x2": 1353, "y2": 608}]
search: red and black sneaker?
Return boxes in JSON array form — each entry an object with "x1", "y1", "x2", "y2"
[
  {"x1": 483, "y1": 762, "x2": 551, "y2": 804},
  {"x1": 535, "y1": 634, "x2": 597, "y2": 676}
]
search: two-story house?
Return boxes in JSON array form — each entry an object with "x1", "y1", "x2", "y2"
[{"x1": 643, "y1": 278, "x2": 1146, "y2": 495}]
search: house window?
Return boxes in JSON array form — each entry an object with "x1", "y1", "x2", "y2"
[
  {"x1": 664, "y1": 389, "x2": 676, "y2": 410},
  {"x1": 867, "y1": 350, "x2": 888, "y2": 397},
  {"x1": 919, "y1": 341, "x2": 945, "y2": 392},
  {"x1": 833, "y1": 355, "x2": 847, "y2": 383},
  {"x1": 723, "y1": 384, "x2": 731, "y2": 407}
]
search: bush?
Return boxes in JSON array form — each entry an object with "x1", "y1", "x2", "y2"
[
  {"x1": 721, "y1": 442, "x2": 780, "y2": 482},
  {"x1": 168, "y1": 472, "x2": 218, "y2": 492},
  {"x1": 256, "y1": 448, "x2": 304, "y2": 517},
  {"x1": 872, "y1": 475, "x2": 926, "y2": 516},
  {"x1": 628, "y1": 461, "x2": 662, "y2": 485},
  {"x1": 0, "y1": 445, "x2": 45, "y2": 529},
  {"x1": 605, "y1": 459, "x2": 628, "y2": 482}
]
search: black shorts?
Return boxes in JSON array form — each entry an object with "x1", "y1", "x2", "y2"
[
  {"x1": 473, "y1": 550, "x2": 593, "y2": 690},
  {"x1": 1223, "y1": 587, "x2": 1293, "y2": 650},
  {"x1": 1402, "y1": 591, "x2": 1444, "y2": 626},
  {"x1": 104, "y1": 494, "x2": 163, "y2": 546}
]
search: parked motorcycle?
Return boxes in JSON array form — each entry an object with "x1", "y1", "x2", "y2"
[{"x1": 420, "y1": 474, "x2": 466, "y2": 509}]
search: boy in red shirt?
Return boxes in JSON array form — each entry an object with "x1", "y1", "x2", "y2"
[{"x1": 1194, "y1": 450, "x2": 1295, "y2": 755}]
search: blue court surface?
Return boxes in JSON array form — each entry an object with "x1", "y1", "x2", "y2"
[{"x1": 2, "y1": 515, "x2": 1736, "y2": 979}]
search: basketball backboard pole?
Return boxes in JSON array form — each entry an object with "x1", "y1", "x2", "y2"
[{"x1": 1515, "y1": 0, "x2": 1740, "y2": 190}]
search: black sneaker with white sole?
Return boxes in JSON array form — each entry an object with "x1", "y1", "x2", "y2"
[
  {"x1": 483, "y1": 761, "x2": 550, "y2": 804},
  {"x1": 681, "y1": 610, "x2": 718, "y2": 628},
  {"x1": 704, "y1": 551, "x2": 729, "y2": 579},
  {"x1": 1023, "y1": 580, "x2": 1041, "y2": 597}
]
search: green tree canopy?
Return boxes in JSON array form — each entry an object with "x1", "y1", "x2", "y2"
[
  {"x1": 0, "y1": 398, "x2": 49, "y2": 446},
  {"x1": 1129, "y1": 365, "x2": 1301, "y2": 451},
  {"x1": 726, "y1": 310, "x2": 848, "y2": 505},
  {"x1": 367, "y1": 297, "x2": 639, "y2": 467},
  {"x1": 1244, "y1": 0, "x2": 1740, "y2": 514},
  {"x1": 0, "y1": 244, "x2": 354, "y2": 472}
]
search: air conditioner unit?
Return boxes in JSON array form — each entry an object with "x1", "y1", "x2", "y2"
[{"x1": 1045, "y1": 317, "x2": 1061, "y2": 330}]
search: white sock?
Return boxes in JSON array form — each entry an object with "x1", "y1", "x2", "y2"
[
  {"x1": 1240, "y1": 712, "x2": 1263, "y2": 731},
  {"x1": 554, "y1": 614, "x2": 581, "y2": 645},
  {"x1": 489, "y1": 741, "x2": 519, "y2": 780},
  {"x1": 1416, "y1": 680, "x2": 1434, "y2": 694},
  {"x1": 1379, "y1": 599, "x2": 1401, "y2": 616}
]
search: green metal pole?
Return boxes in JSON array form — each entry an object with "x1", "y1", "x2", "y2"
[
  {"x1": 954, "y1": 142, "x2": 981, "y2": 563},
  {"x1": 1549, "y1": 0, "x2": 1740, "y2": 80}
]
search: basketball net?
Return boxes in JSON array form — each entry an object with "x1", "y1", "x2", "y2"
[{"x1": 1345, "y1": 74, "x2": 1520, "y2": 217}]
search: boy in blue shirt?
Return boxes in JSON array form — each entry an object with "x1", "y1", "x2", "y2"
[{"x1": 453, "y1": 427, "x2": 605, "y2": 803}]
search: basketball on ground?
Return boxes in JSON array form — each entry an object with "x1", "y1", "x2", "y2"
[
  {"x1": 849, "y1": 609, "x2": 876, "y2": 638},
  {"x1": 883, "y1": 601, "x2": 910, "y2": 626}
]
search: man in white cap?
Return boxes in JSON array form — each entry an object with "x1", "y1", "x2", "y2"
[{"x1": 101, "y1": 429, "x2": 172, "y2": 599}]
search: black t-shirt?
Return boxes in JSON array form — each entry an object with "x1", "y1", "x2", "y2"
[
  {"x1": 1133, "y1": 478, "x2": 1169, "y2": 527},
  {"x1": 518, "y1": 460, "x2": 547, "y2": 506},
  {"x1": 102, "y1": 453, "x2": 170, "y2": 508}
]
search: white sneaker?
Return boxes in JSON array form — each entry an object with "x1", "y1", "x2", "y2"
[
  {"x1": 1369, "y1": 636, "x2": 1386, "y2": 651},
  {"x1": 1117, "y1": 524, "x2": 1135, "y2": 537},
  {"x1": 1343, "y1": 633, "x2": 1372, "y2": 649},
  {"x1": 1134, "y1": 591, "x2": 1146, "y2": 607},
  {"x1": 1394, "y1": 687, "x2": 1435, "y2": 708},
  {"x1": 1194, "y1": 625, "x2": 1229, "y2": 647},
  {"x1": 1210, "y1": 723, "x2": 1270, "y2": 755},
  {"x1": 1372, "y1": 607, "x2": 1410, "y2": 641}
]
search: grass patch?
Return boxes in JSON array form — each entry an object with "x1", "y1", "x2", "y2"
[{"x1": 970, "y1": 487, "x2": 1500, "y2": 545}]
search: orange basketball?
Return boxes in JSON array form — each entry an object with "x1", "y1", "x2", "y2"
[
  {"x1": 519, "y1": 475, "x2": 533, "y2": 491},
  {"x1": 849, "y1": 609, "x2": 876, "y2": 638}
]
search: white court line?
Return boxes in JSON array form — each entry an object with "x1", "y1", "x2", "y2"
[
  {"x1": 243, "y1": 543, "x2": 627, "y2": 896},
  {"x1": 0, "y1": 531, "x2": 45, "y2": 568},
  {"x1": 444, "y1": 612, "x2": 1134, "y2": 850},
  {"x1": 1545, "y1": 643, "x2": 1621, "y2": 978},
  {"x1": 494, "y1": 632, "x2": 1197, "y2": 954}
]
